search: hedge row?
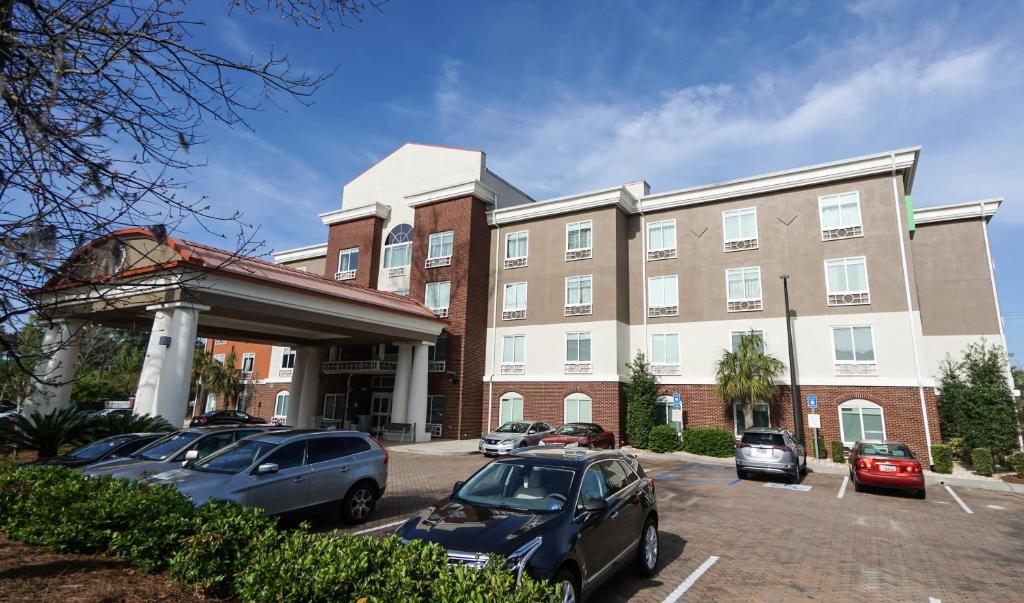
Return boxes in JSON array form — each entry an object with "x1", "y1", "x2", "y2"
[
  {"x1": 971, "y1": 448, "x2": 994, "y2": 477},
  {"x1": 930, "y1": 444, "x2": 954, "y2": 474},
  {"x1": 681, "y1": 428, "x2": 735, "y2": 457},
  {"x1": 0, "y1": 466, "x2": 559, "y2": 602},
  {"x1": 647, "y1": 424, "x2": 682, "y2": 453}
]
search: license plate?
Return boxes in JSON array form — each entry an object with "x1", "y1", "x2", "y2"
[
  {"x1": 878, "y1": 464, "x2": 896, "y2": 472},
  {"x1": 753, "y1": 448, "x2": 771, "y2": 457}
]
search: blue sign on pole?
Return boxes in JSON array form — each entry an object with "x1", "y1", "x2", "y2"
[
  {"x1": 672, "y1": 392, "x2": 681, "y2": 409},
  {"x1": 807, "y1": 395, "x2": 818, "y2": 409}
]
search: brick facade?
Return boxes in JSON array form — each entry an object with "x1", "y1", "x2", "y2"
[
  {"x1": 484, "y1": 381, "x2": 627, "y2": 445},
  {"x1": 325, "y1": 216, "x2": 383, "y2": 287}
]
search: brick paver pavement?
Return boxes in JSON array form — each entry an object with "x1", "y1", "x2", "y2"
[{"x1": 335, "y1": 450, "x2": 1024, "y2": 602}]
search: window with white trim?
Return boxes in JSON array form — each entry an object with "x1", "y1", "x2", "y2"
[
  {"x1": 647, "y1": 275, "x2": 679, "y2": 317},
  {"x1": 565, "y1": 275, "x2": 593, "y2": 316},
  {"x1": 213, "y1": 354, "x2": 225, "y2": 364},
  {"x1": 825, "y1": 256, "x2": 870, "y2": 305},
  {"x1": 499, "y1": 393, "x2": 524, "y2": 424},
  {"x1": 504, "y1": 231, "x2": 529, "y2": 269},
  {"x1": 565, "y1": 220, "x2": 593, "y2": 261},
  {"x1": 564, "y1": 394, "x2": 593, "y2": 423},
  {"x1": 730, "y1": 330, "x2": 765, "y2": 353},
  {"x1": 819, "y1": 192, "x2": 863, "y2": 240},
  {"x1": 281, "y1": 348, "x2": 296, "y2": 369},
  {"x1": 274, "y1": 391, "x2": 289, "y2": 417},
  {"x1": 722, "y1": 207, "x2": 758, "y2": 251},
  {"x1": 726, "y1": 266, "x2": 762, "y2": 312},
  {"x1": 832, "y1": 325, "x2": 877, "y2": 375},
  {"x1": 734, "y1": 402, "x2": 771, "y2": 436},
  {"x1": 650, "y1": 333, "x2": 680, "y2": 375},
  {"x1": 427, "y1": 396, "x2": 444, "y2": 436},
  {"x1": 205, "y1": 392, "x2": 217, "y2": 412},
  {"x1": 501, "y1": 335, "x2": 525, "y2": 374},
  {"x1": 241, "y1": 352, "x2": 255, "y2": 378},
  {"x1": 336, "y1": 247, "x2": 358, "y2": 280},
  {"x1": 425, "y1": 281, "x2": 451, "y2": 318},
  {"x1": 502, "y1": 282, "x2": 527, "y2": 320},
  {"x1": 426, "y1": 231, "x2": 454, "y2": 268},
  {"x1": 383, "y1": 223, "x2": 413, "y2": 275},
  {"x1": 647, "y1": 219, "x2": 677, "y2": 260},
  {"x1": 214, "y1": 339, "x2": 226, "y2": 345},
  {"x1": 428, "y1": 335, "x2": 447, "y2": 372},
  {"x1": 656, "y1": 395, "x2": 683, "y2": 431},
  {"x1": 565, "y1": 331, "x2": 591, "y2": 373},
  {"x1": 839, "y1": 400, "x2": 885, "y2": 445}
]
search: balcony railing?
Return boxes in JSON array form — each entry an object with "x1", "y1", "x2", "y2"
[
  {"x1": 504, "y1": 257, "x2": 527, "y2": 269},
  {"x1": 429, "y1": 361, "x2": 446, "y2": 372},
  {"x1": 277, "y1": 368, "x2": 293, "y2": 379},
  {"x1": 387, "y1": 266, "x2": 408, "y2": 278},
  {"x1": 651, "y1": 364, "x2": 681, "y2": 376},
  {"x1": 564, "y1": 303, "x2": 592, "y2": 317},
  {"x1": 240, "y1": 370, "x2": 254, "y2": 380},
  {"x1": 724, "y1": 238, "x2": 758, "y2": 252},
  {"x1": 322, "y1": 360, "x2": 397, "y2": 374},
  {"x1": 822, "y1": 225, "x2": 863, "y2": 241},
  {"x1": 727, "y1": 299, "x2": 763, "y2": 312},
  {"x1": 565, "y1": 362, "x2": 592, "y2": 374},
  {"x1": 835, "y1": 362, "x2": 878, "y2": 376},
  {"x1": 502, "y1": 309, "x2": 526, "y2": 321},
  {"x1": 425, "y1": 255, "x2": 452, "y2": 268},
  {"x1": 648, "y1": 305, "x2": 679, "y2": 318},
  {"x1": 648, "y1": 248, "x2": 677, "y2": 261},
  {"x1": 565, "y1": 248, "x2": 592, "y2": 262},
  {"x1": 500, "y1": 363, "x2": 525, "y2": 375},
  {"x1": 335, "y1": 269, "x2": 356, "y2": 281},
  {"x1": 828, "y1": 292, "x2": 870, "y2": 306},
  {"x1": 432, "y1": 307, "x2": 449, "y2": 319}
]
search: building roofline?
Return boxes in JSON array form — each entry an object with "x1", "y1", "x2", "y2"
[
  {"x1": 913, "y1": 198, "x2": 1002, "y2": 225},
  {"x1": 272, "y1": 243, "x2": 328, "y2": 263},
  {"x1": 488, "y1": 185, "x2": 637, "y2": 226},
  {"x1": 320, "y1": 202, "x2": 391, "y2": 226}
]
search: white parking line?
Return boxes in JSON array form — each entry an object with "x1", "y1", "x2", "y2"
[
  {"x1": 837, "y1": 475, "x2": 849, "y2": 498},
  {"x1": 352, "y1": 518, "x2": 408, "y2": 535},
  {"x1": 944, "y1": 485, "x2": 973, "y2": 514},
  {"x1": 929, "y1": 597, "x2": 942, "y2": 603},
  {"x1": 661, "y1": 555, "x2": 719, "y2": 603}
]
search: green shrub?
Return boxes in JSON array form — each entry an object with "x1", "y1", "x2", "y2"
[
  {"x1": 971, "y1": 448, "x2": 994, "y2": 476},
  {"x1": 830, "y1": 441, "x2": 845, "y2": 464},
  {"x1": 931, "y1": 444, "x2": 954, "y2": 474},
  {"x1": 625, "y1": 352, "x2": 659, "y2": 448},
  {"x1": 681, "y1": 428, "x2": 736, "y2": 457},
  {"x1": 812, "y1": 434, "x2": 828, "y2": 459},
  {"x1": 1011, "y1": 452, "x2": 1024, "y2": 478},
  {"x1": 946, "y1": 437, "x2": 969, "y2": 463},
  {"x1": 647, "y1": 424, "x2": 681, "y2": 453}
]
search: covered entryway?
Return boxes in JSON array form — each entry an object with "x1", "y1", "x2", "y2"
[{"x1": 28, "y1": 229, "x2": 445, "y2": 441}]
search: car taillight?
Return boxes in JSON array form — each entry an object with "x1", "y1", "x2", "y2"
[
  {"x1": 199, "y1": 416, "x2": 207, "y2": 424},
  {"x1": 773, "y1": 445, "x2": 793, "y2": 454},
  {"x1": 903, "y1": 463, "x2": 921, "y2": 473},
  {"x1": 857, "y1": 459, "x2": 871, "y2": 469},
  {"x1": 369, "y1": 435, "x2": 388, "y2": 464}
]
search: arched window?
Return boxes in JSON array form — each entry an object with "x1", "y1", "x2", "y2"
[
  {"x1": 499, "y1": 392, "x2": 524, "y2": 425},
  {"x1": 383, "y1": 223, "x2": 413, "y2": 270},
  {"x1": 564, "y1": 393, "x2": 593, "y2": 423},
  {"x1": 274, "y1": 391, "x2": 290, "y2": 418},
  {"x1": 838, "y1": 399, "x2": 885, "y2": 445}
]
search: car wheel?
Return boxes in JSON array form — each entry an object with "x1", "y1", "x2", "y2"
[
  {"x1": 852, "y1": 475, "x2": 863, "y2": 493},
  {"x1": 799, "y1": 460, "x2": 808, "y2": 476},
  {"x1": 914, "y1": 489, "x2": 926, "y2": 500},
  {"x1": 787, "y1": 468, "x2": 800, "y2": 484},
  {"x1": 553, "y1": 567, "x2": 580, "y2": 603},
  {"x1": 341, "y1": 482, "x2": 377, "y2": 525},
  {"x1": 633, "y1": 518, "x2": 659, "y2": 577},
  {"x1": 736, "y1": 467, "x2": 746, "y2": 480}
]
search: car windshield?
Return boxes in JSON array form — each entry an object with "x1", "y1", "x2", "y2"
[
  {"x1": 860, "y1": 443, "x2": 913, "y2": 459},
  {"x1": 741, "y1": 432, "x2": 785, "y2": 446},
  {"x1": 70, "y1": 436, "x2": 133, "y2": 461},
  {"x1": 455, "y1": 461, "x2": 576, "y2": 513},
  {"x1": 194, "y1": 440, "x2": 280, "y2": 474},
  {"x1": 134, "y1": 431, "x2": 202, "y2": 461},
  {"x1": 553, "y1": 425, "x2": 588, "y2": 436},
  {"x1": 495, "y1": 422, "x2": 530, "y2": 434}
]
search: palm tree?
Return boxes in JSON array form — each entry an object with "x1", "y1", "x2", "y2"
[
  {"x1": 714, "y1": 332, "x2": 786, "y2": 431},
  {"x1": 209, "y1": 349, "x2": 243, "y2": 410},
  {"x1": 93, "y1": 413, "x2": 174, "y2": 438},
  {"x1": 1, "y1": 407, "x2": 97, "y2": 458},
  {"x1": 191, "y1": 347, "x2": 218, "y2": 415}
]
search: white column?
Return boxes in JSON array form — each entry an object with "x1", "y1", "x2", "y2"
[
  {"x1": 150, "y1": 303, "x2": 208, "y2": 426},
  {"x1": 134, "y1": 309, "x2": 173, "y2": 416},
  {"x1": 294, "y1": 346, "x2": 320, "y2": 428},
  {"x1": 28, "y1": 318, "x2": 85, "y2": 415},
  {"x1": 285, "y1": 348, "x2": 307, "y2": 427},
  {"x1": 408, "y1": 342, "x2": 431, "y2": 442},
  {"x1": 391, "y1": 343, "x2": 413, "y2": 424}
]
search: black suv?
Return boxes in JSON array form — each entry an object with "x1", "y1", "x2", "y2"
[
  {"x1": 395, "y1": 448, "x2": 658, "y2": 602},
  {"x1": 189, "y1": 410, "x2": 268, "y2": 427}
]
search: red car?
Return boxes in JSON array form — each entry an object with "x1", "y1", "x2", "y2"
[
  {"x1": 539, "y1": 422, "x2": 615, "y2": 449},
  {"x1": 848, "y1": 441, "x2": 925, "y2": 499}
]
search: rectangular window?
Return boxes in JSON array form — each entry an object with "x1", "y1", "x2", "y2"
[
  {"x1": 832, "y1": 325, "x2": 877, "y2": 375},
  {"x1": 281, "y1": 348, "x2": 296, "y2": 369},
  {"x1": 504, "y1": 231, "x2": 529, "y2": 269},
  {"x1": 427, "y1": 395, "x2": 444, "y2": 436},
  {"x1": 501, "y1": 335, "x2": 525, "y2": 374},
  {"x1": 565, "y1": 331, "x2": 592, "y2": 373},
  {"x1": 214, "y1": 339, "x2": 226, "y2": 345},
  {"x1": 336, "y1": 247, "x2": 359, "y2": 280},
  {"x1": 564, "y1": 275, "x2": 593, "y2": 316},
  {"x1": 565, "y1": 220, "x2": 593, "y2": 260},
  {"x1": 819, "y1": 191, "x2": 863, "y2": 240},
  {"x1": 429, "y1": 335, "x2": 447, "y2": 372},
  {"x1": 426, "y1": 231, "x2": 454, "y2": 268},
  {"x1": 323, "y1": 393, "x2": 346, "y2": 420},
  {"x1": 734, "y1": 402, "x2": 771, "y2": 436},
  {"x1": 383, "y1": 242, "x2": 411, "y2": 270},
  {"x1": 650, "y1": 333, "x2": 680, "y2": 374},
  {"x1": 647, "y1": 275, "x2": 679, "y2": 317},
  {"x1": 425, "y1": 282, "x2": 451, "y2": 317},
  {"x1": 500, "y1": 394, "x2": 524, "y2": 423},
  {"x1": 213, "y1": 354, "x2": 225, "y2": 364},
  {"x1": 726, "y1": 266, "x2": 763, "y2": 312},
  {"x1": 730, "y1": 330, "x2": 765, "y2": 353},
  {"x1": 647, "y1": 219, "x2": 677, "y2": 260},
  {"x1": 241, "y1": 352, "x2": 255, "y2": 377},
  {"x1": 825, "y1": 256, "x2": 870, "y2": 305},
  {"x1": 722, "y1": 207, "x2": 758, "y2": 251},
  {"x1": 502, "y1": 282, "x2": 527, "y2": 320}
]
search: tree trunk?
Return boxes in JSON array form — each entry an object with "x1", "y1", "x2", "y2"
[{"x1": 743, "y1": 400, "x2": 754, "y2": 430}]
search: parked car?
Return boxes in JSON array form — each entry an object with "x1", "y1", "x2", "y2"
[
  {"x1": 190, "y1": 409, "x2": 268, "y2": 427},
  {"x1": 30, "y1": 433, "x2": 164, "y2": 468},
  {"x1": 91, "y1": 408, "x2": 134, "y2": 418},
  {"x1": 848, "y1": 441, "x2": 925, "y2": 499},
  {"x1": 735, "y1": 427, "x2": 807, "y2": 483},
  {"x1": 479, "y1": 421, "x2": 555, "y2": 456},
  {"x1": 83, "y1": 426, "x2": 273, "y2": 480},
  {"x1": 145, "y1": 429, "x2": 388, "y2": 523},
  {"x1": 539, "y1": 423, "x2": 615, "y2": 449},
  {"x1": 396, "y1": 448, "x2": 657, "y2": 602}
]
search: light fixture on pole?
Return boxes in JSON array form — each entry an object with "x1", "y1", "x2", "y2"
[{"x1": 780, "y1": 274, "x2": 804, "y2": 444}]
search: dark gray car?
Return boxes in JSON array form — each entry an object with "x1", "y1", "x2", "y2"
[
  {"x1": 735, "y1": 427, "x2": 807, "y2": 483},
  {"x1": 478, "y1": 421, "x2": 554, "y2": 456},
  {"x1": 83, "y1": 426, "x2": 273, "y2": 480},
  {"x1": 145, "y1": 429, "x2": 388, "y2": 523}
]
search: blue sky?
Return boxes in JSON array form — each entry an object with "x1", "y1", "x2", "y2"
[{"x1": 175, "y1": 1, "x2": 1024, "y2": 362}]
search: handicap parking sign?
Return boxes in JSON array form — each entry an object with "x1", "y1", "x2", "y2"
[
  {"x1": 672, "y1": 392, "x2": 681, "y2": 409},
  {"x1": 807, "y1": 395, "x2": 817, "y2": 409}
]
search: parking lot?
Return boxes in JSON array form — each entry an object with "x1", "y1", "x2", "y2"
[{"x1": 334, "y1": 450, "x2": 1024, "y2": 602}]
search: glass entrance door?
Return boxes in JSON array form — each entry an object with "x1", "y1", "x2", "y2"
[{"x1": 370, "y1": 393, "x2": 392, "y2": 436}]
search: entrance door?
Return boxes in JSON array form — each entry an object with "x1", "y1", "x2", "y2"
[{"x1": 370, "y1": 393, "x2": 392, "y2": 436}]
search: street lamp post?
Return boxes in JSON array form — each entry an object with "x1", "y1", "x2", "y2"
[{"x1": 780, "y1": 274, "x2": 804, "y2": 444}]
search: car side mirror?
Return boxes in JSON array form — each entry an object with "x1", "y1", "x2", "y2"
[
  {"x1": 582, "y1": 497, "x2": 608, "y2": 522},
  {"x1": 182, "y1": 449, "x2": 199, "y2": 467},
  {"x1": 255, "y1": 462, "x2": 279, "y2": 475},
  {"x1": 527, "y1": 430, "x2": 536, "y2": 435},
  {"x1": 452, "y1": 480, "x2": 464, "y2": 496}
]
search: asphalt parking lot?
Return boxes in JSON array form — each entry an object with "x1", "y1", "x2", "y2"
[{"x1": 334, "y1": 450, "x2": 1024, "y2": 602}]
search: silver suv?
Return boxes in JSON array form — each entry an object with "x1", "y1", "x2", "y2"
[
  {"x1": 735, "y1": 427, "x2": 807, "y2": 483},
  {"x1": 146, "y1": 429, "x2": 388, "y2": 523}
]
